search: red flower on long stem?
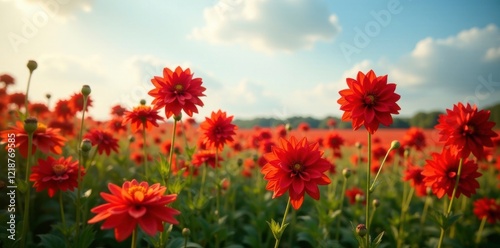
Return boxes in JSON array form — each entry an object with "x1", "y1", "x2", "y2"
[
  {"x1": 69, "y1": 93, "x2": 93, "y2": 113},
  {"x1": 149, "y1": 66, "x2": 206, "y2": 118},
  {"x1": 435, "y1": 103, "x2": 498, "y2": 159},
  {"x1": 337, "y1": 70, "x2": 400, "y2": 134},
  {"x1": 0, "y1": 121, "x2": 66, "y2": 158},
  {"x1": 261, "y1": 136, "x2": 331, "y2": 209},
  {"x1": 422, "y1": 149, "x2": 481, "y2": 199},
  {"x1": 402, "y1": 127, "x2": 426, "y2": 151},
  {"x1": 88, "y1": 180, "x2": 180, "y2": 242},
  {"x1": 122, "y1": 105, "x2": 164, "y2": 133},
  {"x1": 345, "y1": 186, "x2": 366, "y2": 205},
  {"x1": 200, "y1": 110, "x2": 237, "y2": 151},
  {"x1": 29, "y1": 156, "x2": 85, "y2": 197},
  {"x1": 84, "y1": 129, "x2": 119, "y2": 156},
  {"x1": 473, "y1": 198, "x2": 500, "y2": 224},
  {"x1": 403, "y1": 165, "x2": 427, "y2": 197}
]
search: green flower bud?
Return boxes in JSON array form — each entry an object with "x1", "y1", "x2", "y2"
[
  {"x1": 182, "y1": 228, "x2": 190, "y2": 237},
  {"x1": 24, "y1": 117, "x2": 38, "y2": 134},
  {"x1": 140, "y1": 99, "x2": 146, "y2": 105},
  {"x1": 81, "y1": 85, "x2": 91, "y2": 97},
  {"x1": 27, "y1": 60, "x2": 38, "y2": 73},
  {"x1": 390, "y1": 140, "x2": 400, "y2": 150},
  {"x1": 356, "y1": 224, "x2": 367, "y2": 237},
  {"x1": 342, "y1": 168, "x2": 352, "y2": 179}
]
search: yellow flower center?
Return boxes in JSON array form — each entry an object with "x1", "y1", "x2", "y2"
[
  {"x1": 128, "y1": 185, "x2": 147, "y2": 202},
  {"x1": 293, "y1": 163, "x2": 303, "y2": 172},
  {"x1": 364, "y1": 95, "x2": 375, "y2": 105},
  {"x1": 52, "y1": 163, "x2": 66, "y2": 176},
  {"x1": 36, "y1": 123, "x2": 47, "y2": 133},
  {"x1": 174, "y1": 84, "x2": 183, "y2": 92}
]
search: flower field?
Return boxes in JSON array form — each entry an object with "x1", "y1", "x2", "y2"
[{"x1": 0, "y1": 63, "x2": 499, "y2": 248}]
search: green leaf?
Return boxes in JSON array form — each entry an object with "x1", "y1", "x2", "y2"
[
  {"x1": 370, "y1": 231, "x2": 384, "y2": 248},
  {"x1": 38, "y1": 233, "x2": 65, "y2": 248}
]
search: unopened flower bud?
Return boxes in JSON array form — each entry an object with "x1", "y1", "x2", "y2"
[
  {"x1": 140, "y1": 99, "x2": 146, "y2": 105},
  {"x1": 355, "y1": 142, "x2": 362, "y2": 149},
  {"x1": 128, "y1": 135, "x2": 136, "y2": 143},
  {"x1": 81, "y1": 85, "x2": 91, "y2": 97},
  {"x1": 81, "y1": 139, "x2": 92, "y2": 152},
  {"x1": 426, "y1": 187, "x2": 432, "y2": 196},
  {"x1": 27, "y1": 60, "x2": 38, "y2": 73},
  {"x1": 182, "y1": 228, "x2": 190, "y2": 237},
  {"x1": 24, "y1": 117, "x2": 38, "y2": 134},
  {"x1": 45, "y1": 93, "x2": 51, "y2": 99},
  {"x1": 237, "y1": 158, "x2": 243, "y2": 167},
  {"x1": 356, "y1": 224, "x2": 367, "y2": 237},
  {"x1": 342, "y1": 168, "x2": 351, "y2": 179},
  {"x1": 285, "y1": 123, "x2": 292, "y2": 131},
  {"x1": 253, "y1": 154, "x2": 259, "y2": 162},
  {"x1": 390, "y1": 140, "x2": 400, "y2": 150},
  {"x1": 174, "y1": 113, "x2": 182, "y2": 121},
  {"x1": 355, "y1": 194, "x2": 365, "y2": 204},
  {"x1": 372, "y1": 198, "x2": 380, "y2": 208}
]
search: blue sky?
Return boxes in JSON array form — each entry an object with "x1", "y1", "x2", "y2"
[{"x1": 1, "y1": 0, "x2": 499, "y2": 121}]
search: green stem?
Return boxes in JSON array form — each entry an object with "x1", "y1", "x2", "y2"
[
  {"x1": 366, "y1": 132, "x2": 372, "y2": 246},
  {"x1": 142, "y1": 125, "x2": 148, "y2": 178},
  {"x1": 75, "y1": 96, "x2": 88, "y2": 242},
  {"x1": 437, "y1": 158, "x2": 464, "y2": 248},
  {"x1": 369, "y1": 146, "x2": 393, "y2": 192},
  {"x1": 215, "y1": 148, "x2": 221, "y2": 214},
  {"x1": 20, "y1": 132, "x2": 34, "y2": 248},
  {"x1": 274, "y1": 197, "x2": 292, "y2": 248},
  {"x1": 165, "y1": 119, "x2": 178, "y2": 186},
  {"x1": 131, "y1": 227, "x2": 137, "y2": 248},
  {"x1": 397, "y1": 185, "x2": 414, "y2": 248},
  {"x1": 474, "y1": 216, "x2": 487, "y2": 247},
  {"x1": 24, "y1": 72, "x2": 33, "y2": 119},
  {"x1": 335, "y1": 176, "x2": 348, "y2": 241},
  {"x1": 59, "y1": 192, "x2": 66, "y2": 228}
]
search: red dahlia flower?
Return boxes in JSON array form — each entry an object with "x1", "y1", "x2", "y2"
[
  {"x1": 402, "y1": 127, "x2": 426, "y2": 151},
  {"x1": 473, "y1": 198, "x2": 500, "y2": 224},
  {"x1": 403, "y1": 165, "x2": 427, "y2": 197},
  {"x1": 192, "y1": 150, "x2": 223, "y2": 168},
  {"x1": 29, "y1": 156, "x2": 84, "y2": 197},
  {"x1": 69, "y1": 93, "x2": 92, "y2": 113},
  {"x1": 122, "y1": 105, "x2": 164, "y2": 133},
  {"x1": 149, "y1": 66, "x2": 206, "y2": 118},
  {"x1": 0, "y1": 121, "x2": 66, "y2": 158},
  {"x1": 422, "y1": 149, "x2": 481, "y2": 199},
  {"x1": 261, "y1": 136, "x2": 331, "y2": 209},
  {"x1": 54, "y1": 99, "x2": 76, "y2": 120},
  {"x1": 435, "y1": 103, "x2": 498, "y2": 159},
  {"x1": 88, "y1": 180, "x2": 180, "y2": 242},
  {"x1": 200, "y1": 110, "x2": 237, "y2": 151},
  {"x1": 345, "y1": 186, "x2": 366, "y2": 205},
  {"x1": 84, "y1": 129, "x2": 119, "y2": 156},
  {"x1": 110, "y1": 104, "x2": 127, "y2": 117},
  {"x1": 337, "y1": 70, "x2": 401, "y2": 134}
]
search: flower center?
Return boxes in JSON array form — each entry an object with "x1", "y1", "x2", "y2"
[
  {"x1": 463, "y1": 124, "x2": 475, "y2": 136},
  {"x1": 52, "y1": 163, "x2": 66, "y2": 176},
  {"x1": 36, "y1": 123, "x2": 47, "y2": 133},
  {"x1": 174, "y1": 84, "x2": 183, "y2": 92},
  {"x1": 364, "y1": 94, "x2": 375, "y2": 105},
  {"x1": 447, "y1": 170, "x2": 457, "y2": 179},
  {"x1": 128, "y1": 185, "x2": 147, "y2": 202},
  {"x1": 292, "y1": 163, "x2": 303, "y2": 173}
]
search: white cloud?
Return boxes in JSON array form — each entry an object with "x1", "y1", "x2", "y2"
[
  {"x1": 191, "y1": 0, "x2": 341, "y2": 53},
  {"x1": 484, "y1": 46, "x2": 500, "y2": 62}
]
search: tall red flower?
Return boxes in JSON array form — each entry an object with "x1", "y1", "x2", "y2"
[
  {"x1": 345, "y1": 186, "x2": 366, "y2": 205},
  {"x1": 337, "y1": 70, "x2": 400, "y2": 134},
  {"x1": 110, "y1": 104, "x2": 127, "y2": 117},
  {"x1": 192, "y1": 150, "x2": 223, "y2": 168},
  {"x1": 0, "y1": 74, "x2": 15, "y2": 86},
  {"x1": 261, "y1": 136, "x2": 331, "y2": 209},
  {"x1": 122, "y1": 105, "x2": 164, "y2": 133},
  {"x1": 69, "y1": 93, "x2": 93, "y2": 112},
  {"x1": 0, "y1": 121, "x2": 66, "y2": 158},
  {"x1": 422, "y1": 149, "x2": 481, "y2": 199},
  {"x1": 88, "y1": 180, "x2": 180, "y2": 242},
  {"x1": 435, "y1": 103, "x2": 498, "y2": 159},
  {"x1": 84, "y1": 129, "x2": 119, "y2": 155},
  {"x1": 402, "y1": 127, "x2": 426, "y2": 151},
  {"x1": 200, "y1": 110, "x2": 237, "y2": 151},
  {"x1": 323, "y1": 132, "x2": 344, "y2": 151},
  {"x1": 29, "y1": 156, "x2": 85, "y2": 197},
  {"x1": 8, "y1": 92, "x2": 27, "y2": 109},
  {"x1": 403, "y1": 165, "x2": 427, "y2": 197},
  {"x1": 473, "y1": 198, "x2": 500, "y2": 224},
  {"x1": 149, "y1": 66, "x2": 206, "y2": 118},
  {"x1": 54, "y1": 99, "x2": 76, "y2": 120},
  {"x1": 29, "y1": 103, "x2": 50, "y2": 118}
]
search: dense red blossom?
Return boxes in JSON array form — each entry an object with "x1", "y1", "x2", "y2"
[
  {"x1": 88, "y1": 180, "x2": 180, "y2": 242},
  {"x1": 403, "y1": 165, "x2": 427, "y2": 197},
  {"x1": 435, "y1": 103, "x2": 498, "y2": 159},
  {"x1": 323, "y1": 132, "x2": 344, "y2": 151},
  {"x1": 0, "y1": 74, "x2": 15, "y2": 85},
  {"x1": 149, "y1": 66, "x2": 206, "y2": 118},
  {"x1": 261, "y1": 136, "x2": 331, "y2": 209},
  {"x1": 54, "y1": 99, "x2": 76, "y2": 120},
  {"x1": 122, "y1": 105, "x2": 164, "y2": 133},
  {"x1": 337, "y1": 70, "x2": 401, "y2": 134},
  {"x1": 29, "y1": 103, "x2": 50, "y2": 117},
  {"x1": 48, "y1": 120, "x2": 75, "y2": 136},
  {"x1": 110, "y1": 104, "x2": 127, "y2": 117},
  {"x1": 345, "y1": 187, "x2": 365, "y2": 205},
  {"x1": 107, "y1": 117, "x2": 127, "y2": 133},
  {"x1": 191, "y1": 150, "x2": 222, "y2": 168},
  {"x1": 422, "y1": 149, "x2": 481, "y2": 199},
  {"x1": 29, "y1": 156, "x2": 84, "y2": 197},
  {"x1": 200, "y1": 110, "x2": 237, "y2": 151},
  {"x1": 69, "y1": 93, "x2": 93, "y2": 112},
  {"x1": 473, "y1": 198, "x2": 500, "y2": 224},
  {"x1": 297, "y1": 122, "x2": 310, "y2": 132},
  {"x1": 0, "y1": 121, "x2": 66, "y2": 157},
  {"x1": 8, "y1": 92, "x2": 26, "y2": 109},
  {"x1": 402, "y1": 127, "x2": 426, "y2": 151},
  {"x1": 84, "y1": 129, "x2": 119, "y2": 156}
]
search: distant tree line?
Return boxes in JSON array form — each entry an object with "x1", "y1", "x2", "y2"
[{"x1": 233, "y1": 102, "x2": 500, "y2": 129}]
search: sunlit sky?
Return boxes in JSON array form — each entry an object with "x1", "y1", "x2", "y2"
[{"x1": 1, "y1": 0, "x2": 500, "y2": 121}]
